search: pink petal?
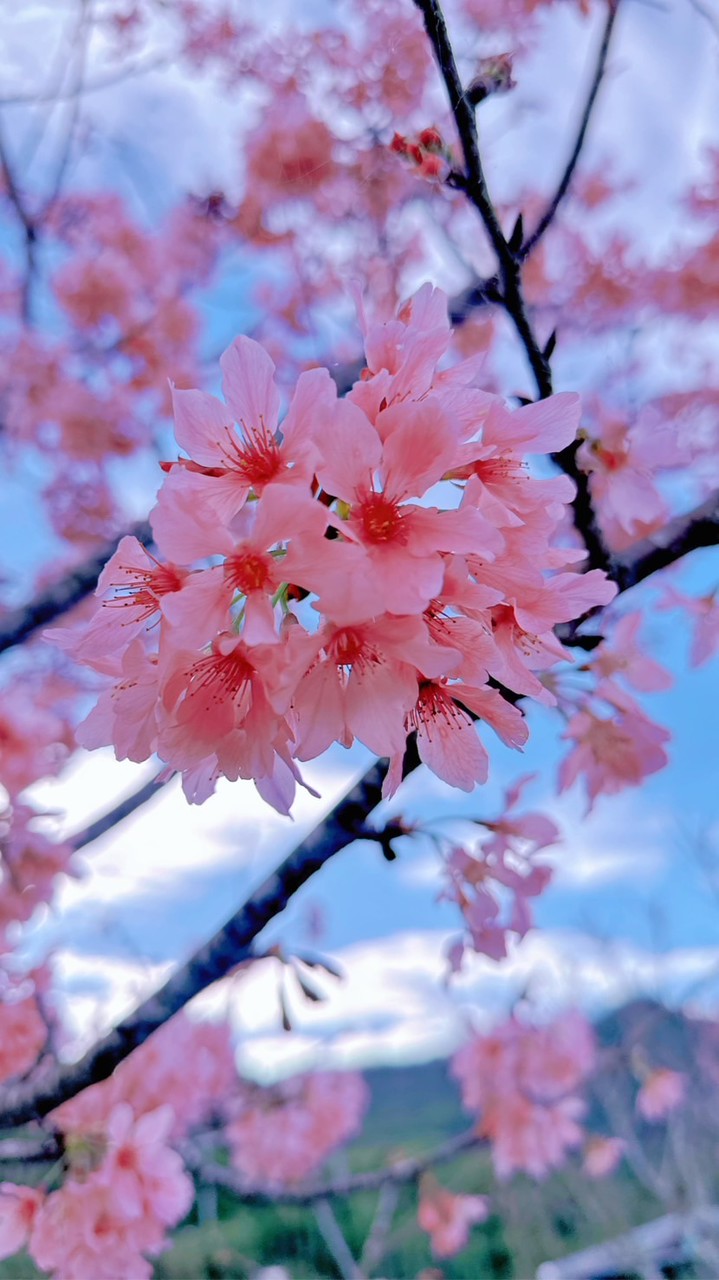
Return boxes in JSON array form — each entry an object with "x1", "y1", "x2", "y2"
[{"x1": 220, "y1": 336, "x2": 280, "y2": 434}]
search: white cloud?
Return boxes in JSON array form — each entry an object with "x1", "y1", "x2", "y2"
[{"x1": 49, "y1": 927, "x2": 719, "y2": 1082}]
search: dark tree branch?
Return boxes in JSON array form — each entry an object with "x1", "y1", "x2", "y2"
[
  {"x1": 0, "y1": 519, "x2": 151, "y2": 655},
  {"x1": 412, "y1": 0, "x2": 618, "y2": 575},
  {"x1": 71, "y1": 768, "x2": 173, "y2": 852},
  {"x1": 520, "y1": 0, "x2": 621, "y2": 259},
  {"x1": 551, "y1": 440, "x2": 612, "y2": 575},
  {"x1": 412, "y1": 0, "x2": 552, "y2": 401},
  {"x1": 613, "y1": 490, "x2": 719, "y2": 592},
  {"x1": 557, "y1": 490, "x2": 719, "y2": 643},
  {"x1": 0, "y1": 118, "x2": 39, "y2": 324},
  {"x1": 189, "y1": 1128, "x2": 481, "y2": 1206},
  {"x1": 0, "y1": 760, "x2": 391, "y2": 1128}
]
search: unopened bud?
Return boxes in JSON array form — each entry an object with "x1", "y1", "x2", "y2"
[{"x1": 466, "y1": 53, "x2": 516, "y2": 106}]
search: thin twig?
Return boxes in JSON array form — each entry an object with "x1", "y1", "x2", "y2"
[
  {"x1": 190, "y1": 1129, "x2": 481, "y2": 1206},
  {"x1": 71, "y1": 769, "x2": 173, "y2": 852},
  {"x1": 361, "y1": 1180, "x2": 401, "y2": 1276},
  {"x1": 0, "y1": 119, "x2": 38, "y2": 323},
  {"x1": 412, "y1": 0, "x2": 617, "y2": 573},
  {"x1": 521, "y1": 0, "x2": 621, "y2": 259},
  {"x1": 0, "y1": 57, "x2": 169, "y2": 108},
  {"x1": 41, "y1": 0, "x2": 94, "y2": 216},
  {"x1": 413, "y1": 0, "x2": 553, "y2": 401},
  {"x1": 314, "y1": 1199, "x2": 364, "y2": 1279}
]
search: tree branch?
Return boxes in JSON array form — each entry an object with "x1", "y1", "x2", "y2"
[
  {"x1": 613, "y1": 490, "x2": 719, "y2": 592},
  {"x1": 557, "y1": 490, "x2": 719, "y2": 643},
  {"x1": 0, "y1": 759, "x2": 392, "y2": 1128},
  {"x1": 189, "y1": 1128, "x2": 480, "y2": 1206},
  {"x1": 0, "y1": 57, "x2": 169, "y2": 107},
  {"x1": 0, "y1": 117, "x2": 38, "y2": 324},
  {"x1": 71, "y1": 768, "x2": 173, "y2": 852},
  {"x1": 314, "y1": 1199, "x2": 364, "y2": 1280},
  {"x1": 412, "y1": 0, "x2": 552, "y2": 401},
  {"x1": 411, "y1": 0, "x2": 619, "y2": 574},
  {"x1": 520, "y1": 0, "x2": 621, "y2": 259}
]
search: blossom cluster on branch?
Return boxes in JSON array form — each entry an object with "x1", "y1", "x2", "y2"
[{"x1": 51, "y1": 285, "x2": 615, "y2": 812}]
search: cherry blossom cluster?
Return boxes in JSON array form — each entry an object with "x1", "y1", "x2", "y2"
[
  {"x1": 559, "y1": 679, "x2": 671, "y2": 807},
  {"x1": 0, "y1": 1016, "x2": 237, "y2": 1278},
  {"x1": 442, "y1": 775, "x2": 559, "y2": 964},
  {"x1": 0, "y1": 685, "x2": 83, "y2": 958},
  {"x1": 227, "y1": 1070, "x2": 369, "y2": 1187},
  {"x1": 53, "y1": 285, "x2": 615, "y2": 812},
  {"x1": 451, "y1": 1010, "x2": 597, "y2": 1179},
  {"x1": 53, "y1": 1013, "x2": 238, "y2": 1142},
  {"x1": 0, "y1": 1004, "x2": 370, "y2": 1276},
  {"x1": 0, "y1": 1105, "x2": 193, "y2": 1280}
]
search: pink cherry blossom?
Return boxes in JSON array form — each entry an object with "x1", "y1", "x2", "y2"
[
  {"x1": 0, "y1": 1184, "x2": 44, "y2": 1261},
  {"x1": 417, "y1": 1176, "x2": 489, "y2": 1258},
  {"x1": 658, "y1": 584, "x2": 719, "y2": 667},
  {"x1": 451, "y1": 1011, "x2": 596, "y2": 1179},
  {"x1": 559, "y1": 680, "x2": 671, "y2": 806},
  {"x1": 583, "y1": 1136, "x2": 626, "y2": 1178},
  {"x1": 156, "y1": 348, "x2": 334, "y2": 526},
  {"x1": 636, "y1": 1068, "x2": 686, "y2": 1121},
  {"x1": 590, "y1": 612, "x2": 672, "y2": 691},
  {"x1": 227, "y1": 1071, "x2": 368, "y2": 1187}
]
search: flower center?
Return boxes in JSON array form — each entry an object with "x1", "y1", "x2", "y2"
[
  {"x1": 104, "y1": 560, "x2": 186, "y2": 621},
  {"x1": 408, "y1": 681, "x2": 471, "y2": 740},
  {"x1": 225, "y1": 551, "x2": 273, "y2": 595},
  {"x1": 356, "y1": 491, "x2": 404, "y2": 545},
  {"x1": 189, "y1": 644, "x2": 255, "y2": 708},
  {"x1": 218, "y1": 419, "x2": 283, "y2": 488}
]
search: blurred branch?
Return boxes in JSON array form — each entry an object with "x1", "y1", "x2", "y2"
[
  {"x1": 613, "y1": 490, "x2": 719, "y2": 592},
  {"x1": 688, "y1": 0, "x2": 719, "y2": 39},
  {"x1": 41, "y1": 0, "x2": 93, "y2": 216},
  {"x1": 71, "y1": 768, "x2": 173, "y2": 852},
  {"x1": 0, "y1": 519, "x2": 151, "y2": 655},
  {"x1": 0, "y1": 57, "x2": 169, "y2": 107},
  {"x1": 520, "y1": 0, "x2": 621, "y2": 259},
  {"x1": 190, "y1": 1128, "x2": 481, "y2": 1206},
  {"x1": 314, "y1": 1199, "x2": 364, "y2": 1280},
  {"x1": 360, "y1": 1180, "x2": 401, "y2": 1276},
  {"x1": 0, "y1": 119, "x2": 39, "y2": 323}
]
